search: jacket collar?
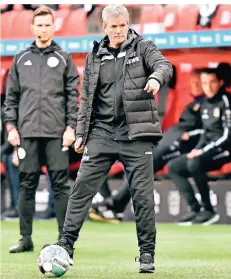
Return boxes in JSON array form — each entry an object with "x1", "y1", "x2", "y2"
[
  {"x1": 206, "y1": 88, "x2": 227, "y2": 103},
  {"x1": 94, "y1": 29, "x2": 142, "y2": 57},
  {"x1": 27, "y1": 40, "x2": 61, "y2": 54},
  {"x1": 190, "y1": 93, "x2": 205, "y2": 101}
]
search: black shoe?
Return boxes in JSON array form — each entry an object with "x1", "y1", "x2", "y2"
[
  {"x1": 9, "y1": 236, "x2": 34, "y2": 253},
  {"x1": 177, "y1": 211, "x2": 199, "y2": 226},
  {"x1": 193, "y1": 210, "x2": 220, "y2": 225},
  {"x1": 55, "y1": 237, "x2": 74, "y2": 266},
  {"x1": 89, "y1": 198, "x2": 123, "y2": 224},
  {"x1": 135, "y1": 253, "x2": 155, "y2": 273},
  {"x1": 2, "y1": 208, "x2": 19, "y2": 219}
]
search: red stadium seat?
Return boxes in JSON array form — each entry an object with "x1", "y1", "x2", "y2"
[
  {"x1": 69, "y1": 161, "x2": 124, "y2": 176},
  {"x1": 0, "y1": 4, "x2": 8, "y2": 10},
  {"x1": 177, "y1": 5, "x2": 199, "y2": 31},
  {"x1": 12, "y1": 10, "x2": 34, "y2": 39},
  {"x1": 1, "y1": 11, "x2": 19, "y2": 39},
  {"x1": 54, "y1": 8, "x2": 71, "y2": 37},
  {"x1": 221, "y1": 163, "x2": 231, "y2": 175},
  {"x1": 211, "y1": 4, "x2": 231, "y2": 29},
  {"x1": 69, "y1": 161, "x2": 81, "y2": 172},
  {"x1": 139, "y1": 5, "x2": 164, "y2": 34},
  {"x1": 58, "y1": 4, "x2": 72, "y2": 10},
  {"x1": 163, "y1": 4, "x2": 180, "y2": 32},
  {"x1": 64, "y1": 9, "x2": 87, "y2": 36},
  {"x1": 109, "y1": 162, "x2": 124, "y2": 176},
  {"x1": 13, "y1": 4, "x2": 24, "y2": 11},
  {"x1": 41, "y1": 166, "x2": 48, "y2": 174},
  {"x1": 43, "y1": 161, "x2": 124, "y2": 178},
  {"x1": 208, "y1": 162, "x2": 231, "y2": 178},
  {"x1": 0, "y1": 163, "x2": 6, "y2": 175},
  {"x1": 160, "y1": 88, "x2": 175, "y2": 131},
  {"x1": 161, "y1": 88, "x2": 191, "y2": 131},
  {"x1": 156, "y1": 165, "x2": 168, "y2": 176}
]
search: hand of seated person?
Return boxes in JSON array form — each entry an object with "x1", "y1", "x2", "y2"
[
  {"x1": 181, "y1": 132, "x2": 190, "y2": 141},
  {"x1": 187, "y1": 149, "x2": 203, "y2": 159}
]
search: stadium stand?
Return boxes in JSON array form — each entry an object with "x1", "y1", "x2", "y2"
[
  {"x1": 163, "y1": 4, "x2": 180, "y2": 32},
  {"x1": 0, "y1": 163, "x2": 6, "y2": 176},
  {"x1": 53, "y1": 7, "x2": 71, "y2": 37},
  {"x1": 13, "y1": 4, "x2": 24, "y2": 11},
  {"x1": 1, "y1": 10, "x2": 19, "y2": 39},
  {"x1": 13, "y1": 10, "x2": 34, "y2": 39},
  {"x1": 0, "y1": 4, "x2": 8, "y2": 10},
  {"x1": 211, "y1": 4, "x2": 231, "y2": 29},
  {"x1": 63, "y1": 8, "x2": 87, "y2": 36},
  {"x1": 139, "y1": 5, "x2": 164, "y2": 34},
  {"x1": 58, "y1": 4, "x2": 72, "y2": 10},
  {"x1": 176, "y1": 5, "x2": 199, "y2": 31},
  {"x1": 2, "y1": 4, "x2": 230, "y2": 39}
]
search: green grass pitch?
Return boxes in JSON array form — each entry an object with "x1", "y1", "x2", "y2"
[{"x1": 1, "y1": 221, "x2": 231, "y2": 279}]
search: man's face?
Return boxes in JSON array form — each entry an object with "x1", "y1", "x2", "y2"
[
  {"x1": 200, "y1": 73, "x2": 223, "y2": 98},
  {"x1": 190, "y1": 74, "x2": 203, "y2": 97},
  {"x1": 102, "y1": 15, "x2": 129, "y2": 47},
  {"x1": 31, "y1": 14, "x2": 54, "y2": 43}
]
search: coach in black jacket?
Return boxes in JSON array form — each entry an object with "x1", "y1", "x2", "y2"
[
  {"x1": 53, "y1": 5, "x2": 172, "y2": 273},
  {"x1": 5, "y1": 7, "x2": 79, "y2": 253}
]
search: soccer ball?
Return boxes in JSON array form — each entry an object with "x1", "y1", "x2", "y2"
[{"x1": 37, "y1": 245, "x2": 70, "y2": 277}]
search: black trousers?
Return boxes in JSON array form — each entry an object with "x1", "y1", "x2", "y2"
[
  {"x1": 167, "y1": 148, "x2": 231, "y2": 212},
  {"x1": 108, "y1": 129, "x2": 200, "y2": 213},
  {"x1": 18, "y1": 138, "x2": 70, "y2": 236},
  {"x1": 62, "y1": 138, "x2": 156, "y2": 255},
  {"x1": 153, "y1": 125, "x2": 200, "y2": 172}
]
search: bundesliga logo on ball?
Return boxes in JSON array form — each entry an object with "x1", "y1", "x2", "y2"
[{"x1": 37, "y1": 245, "x2": 70, "y2": 277}]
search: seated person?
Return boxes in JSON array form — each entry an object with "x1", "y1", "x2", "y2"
[{"x1": 167, "y1": 68, "x2": 231, "y2": 225}]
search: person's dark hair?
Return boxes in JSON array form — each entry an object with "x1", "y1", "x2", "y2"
[
  {"x1": 191, "y1": 68, "x2": 204, "y2": 76},
  {"x1": 168, "y1": 65, "x2": 177, "y2": 89},
  {"x1": 200, "y1": 67, "x2": 222, "y2": 80},
  {"x1": 217, "y1": 62, "x2": 231, "y2": 87},
  {"x1": 32, "y1": 6, "x2": 54, "y2": 23}
]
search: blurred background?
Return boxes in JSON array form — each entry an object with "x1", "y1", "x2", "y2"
[{"x1": 1, "y1": 3, "x2": 231, "y2": 223}]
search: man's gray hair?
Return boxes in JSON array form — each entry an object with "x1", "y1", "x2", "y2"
[{"x1": 102, "y1": 4, "x2": 129, "y2": 24}]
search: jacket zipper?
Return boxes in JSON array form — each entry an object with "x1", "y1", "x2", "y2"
[
  {"x1": 121, "y1": 74, "x2": 132, "y2": 140},
  {"x1": 83, "y1": 62, "x2": 97, "y2": 146},
  {"x1": 122, "y1": 50, "x2": 134, "y2": 140}
]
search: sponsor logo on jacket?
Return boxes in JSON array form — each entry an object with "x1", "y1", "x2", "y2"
[{"x1": 127, "y1": 57, "x2": 139, "y2": 65}]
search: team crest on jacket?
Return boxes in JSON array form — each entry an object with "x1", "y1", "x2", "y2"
[
  {"x1": 213, "y1": 107, "x2": 220, "y2": 118},
  {"x1": 47, "y1": 57, "x2": 59, "y2": 67},
  {"x1": 193, "y1": 103, "x2": 200, "y2": 111}
]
